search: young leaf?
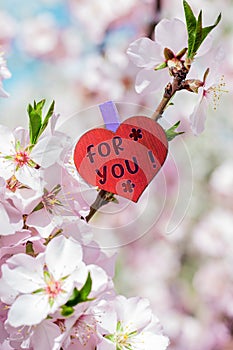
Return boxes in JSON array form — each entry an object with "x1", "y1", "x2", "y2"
[
  {"x1": 166, "y1": 121, "x2": 184, "y2": 141},
  {"x1": 79, "y1": 272, "x2": 92, "y2": 301},
  {"x1": 27, "y1": 99, "x2": 55, "y2": 146},
  {"x1": 38, "y1": 100, "x2": 55, "y2": 138},
  {"x1": 60, "y1": 305, "x2": 74, "y2": 317},
  {"x1": 64, "y1": 272, "x2": 92, "y2": 308},
  {"x1": 192, "y1": 11, "x2": 203, "y2": 56},
  {"x1": 201, "y1": 13, "x2": 221, "y2": 47},
  {"x1": 183, "y1": 0, "x2": 197, "y2": 57},
  {"x1": 28, "y1": 101, "x2": 43, "y2": 145}
]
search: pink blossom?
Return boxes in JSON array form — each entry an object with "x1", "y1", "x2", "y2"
[
  {"x1": 0, "y1": 125, "x2": 68, "y2": 190},
  {"x1": 4, "y1": 319, "x2": 61, "y2": 350},
  {"x1": 127, "y1": 18, "x2": 187, "y2": 94},
  {"x1": 0, "y1": 235, "x2": 88, "y2": 327},
  {"x1": 127, "y1": 18, "x2": 213, "y2": 95}
]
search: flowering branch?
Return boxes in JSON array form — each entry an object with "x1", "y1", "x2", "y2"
[{"x1": 82, "y1": 0, "x2": 221, "y2": 223}]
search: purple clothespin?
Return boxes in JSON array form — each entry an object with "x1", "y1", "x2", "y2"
[{"x1": 99, "y1": 101, "x2": 120, "y2": 132}]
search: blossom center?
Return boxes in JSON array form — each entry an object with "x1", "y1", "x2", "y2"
[
  {"x1": 206, "y1": 75, "x2": 227, "y2": 110},
  {"x1": 72, "y1": 315, "x2": 97, "y2": 346},
  {"x1": 14, "y1": 151, "x2": 30, "y2": 167},
  {"x1": 105, "y1": 322, "x2": 138, "y2": 350},
  {"x1": 45, "y1": 280, "x2": 62, "y2": 299},
  {"x1": 42, "y1": 185, "x2": 62, "y2": 213}
]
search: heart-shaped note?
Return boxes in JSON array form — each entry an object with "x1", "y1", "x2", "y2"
[{"x1": 74, "y1": 116, "x2": 168, "y2": 202}]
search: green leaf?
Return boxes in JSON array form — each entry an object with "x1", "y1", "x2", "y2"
[
  {"x1": 27, "y1": 99, "x2": 55, "y2": 146},
  {"x1": 165, "y1": 121, "x2": 185, "y2": 141},
  {"x1": 201, "y1": 13, "x2": 221, "y2": 47},
  {"x1": 192, "y1": 11, "x2": 203, "y2": 56},
  {"x1": 60, "y1": 305, "x2": 74, "y2": 317},
  {"x1": 79, "y1": 272, "x2": 92, "y2": 300},
  {"x1": 38, "y1": 100, "x2": 55, "y2": 138},
  {"x1": 183, "y1": 0, "x2": 197, "y2": 57},
  {"x1": 64, "y1": 272, "x2": 92, "y2": 308},
  {"x1": 28, "y1": 102, "x2": 43, "y2": 145},
  {"x1": 183, "y1": 1, "x2": 221, "y2": 59}
]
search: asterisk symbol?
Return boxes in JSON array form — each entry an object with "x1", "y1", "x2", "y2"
[{"x1": 129, "y1": 128, "x2": 142, "y2": 141}]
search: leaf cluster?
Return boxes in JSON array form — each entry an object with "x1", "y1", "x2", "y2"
[
  {"x1": 27, "y1": 99, "x2": 55, "y2": 145},
  {"x1": 183, "y1": 0, "x2": 221, "y2": 59}
]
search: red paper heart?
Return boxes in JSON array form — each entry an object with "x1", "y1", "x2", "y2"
[{"x1": 74, "y1": 116, "x2": 168, "y2": 202}]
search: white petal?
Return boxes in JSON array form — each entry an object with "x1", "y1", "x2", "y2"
[
  {"x1": 127, "y1": 38, "x2": 163, "y2": 68},
  {"x1": 0, "y1": 125, "x2": 15, "y2": 154},
  {"x1": 189, "y1": 93, "x2": 208, "y2": 135},
  {"x1": 45, "y1": 236, "x2": 83, "y2": 280},
  {"x1": 137, "y1": 332, "x2": 169, "y2": 350},
  {"x1": 0, "y1": 277, "x2": 18, "y2": 304},
  {"x1": 155, "y1": 18, "x2": 187, "y2": 54},
  {"x1": 197, "y1": 34, "x2": 213, "y2": 56},
  {"x1": 97, "y1": 338, "x2": 115, "y2": 350},
  {"x1": 135, "y1": 68, "x2": 169, "y2": 94},
  {"x1": 88, "y1": 265, "x2": 108, "y2": 296},
  {"x1": 2, "y1": 254, "x2": 45, "y2": 293},
  {"x1": 16, "y1": 165, "x2": 42, "y2": 190},
  {"x1": 116, "y1": 296, "x2": 152, "y2": 332},
  {"x1": 31, "y1": 135, "x2": 68, "y2": 168},
  {"x1": 0, "y1": 158, "x2": 15, "y2": 179},
  {"x1": 8, "y1": 294, "x2": 50, "y2": 327}
]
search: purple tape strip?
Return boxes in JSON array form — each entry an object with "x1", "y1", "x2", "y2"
[{"x1": 99, "y1": 101, "x2": 120, "y2": 132}]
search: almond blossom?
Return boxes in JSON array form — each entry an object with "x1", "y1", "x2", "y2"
[
  {"x1": 97, "y1": 296, "x2": 169, "y2": 350},
  {"x1": 0, "y1": 125, "x2": 68, "y2": 190},
  {"x1": 189, "y1": 68, "x2": 227, "y2": 135},
  {"x1": 127, "y1": 18, "x2": 212, "y2": 94},
  {"x1": 0, "y1": 235, "x2": 88, "y2": 327}
]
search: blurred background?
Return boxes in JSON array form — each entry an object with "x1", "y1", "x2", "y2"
[{"x1": 0, "y1": 0, "x2": 233, "y2": 349}]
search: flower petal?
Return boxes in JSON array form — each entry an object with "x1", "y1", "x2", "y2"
[
  {"x1": 0, "y1": 125, "x2": 15, "y2": 154},
  {"x1": 189, "y1": 91, "x2": 209, "y2": 135},
  {"x1": 135, "y1": 68, "x2": 169, "y2": 94},
  {"x1": 116, "y1": 296, "x2": 152, "y2": 332},
  {"x1": 7, "y1": 294, "x2": 50, "y2": 327},
  {"x1": 45, "y1": 236, "x2": 83, "y2": 280},
  {"x1": 31, "y1": 320, "x2": 61, "y2": 350},
  {"x1": 127, "y1": 38, "x2": 163, "y2": 68},
  {"x1": 0, "y1": 202, "x2": 23, "y2": 236},
  {"x1": 155, "y1": 18, "x2": 187, "y2": 54},
  {"x1": 1, "y1": 254, "x2": 45, "y2": 293}
]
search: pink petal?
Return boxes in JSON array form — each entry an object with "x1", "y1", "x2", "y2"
[
  {"x1": 155, "y1": 18, "x2": 187, "y2": 54},
  {"x1": 127, "y1": 38, "x2": 163, "y2": 68},
  {"x1": 189, "y1": 93, "x2": 209, "y2": 135},
  {"x1": 135, "y1": 68, "x2": 169, "y2": 94},
  {"x1": 31, "y1": 320, "x2": 61, "y2": 350},
  {"x1": 0, "y1": 202, "x2": 23, "y2": 236}
]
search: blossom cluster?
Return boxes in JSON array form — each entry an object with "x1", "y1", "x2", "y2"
[
  {"x1": 0, "y1": 87, "x2": 169, "y2": 349},
  {"x1": 0, "y1": 0, "x2": 231, "y2": 349}
]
